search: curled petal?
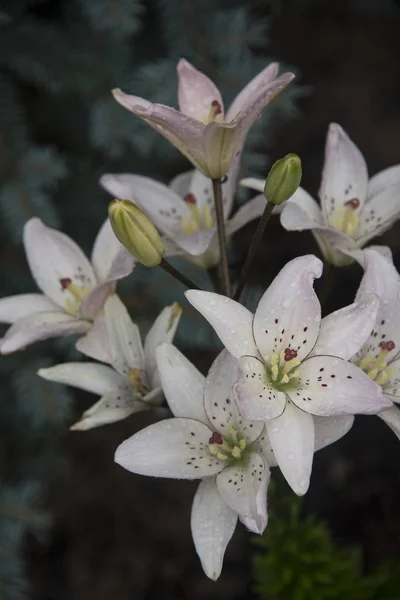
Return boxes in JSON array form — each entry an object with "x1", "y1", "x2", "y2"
[
  {"x1": 115, "y1": 418, "x2": 224, "y2": 479},
  {"x1": 0, "y1": 294, "x2": 56, "y2": 324},
  {"x1": 75, "y1": 311, "x2": 111, "y2": 363},
  {"x1": 313, "y1": 414, "x2": 354, "y2": 451},
  {"x1": 226, "y1": 63, "x2": 279, "y2": 121},
  {"x1": 266, "y1": 401, "x2": 314, "y2": 495},
  {"x1": 253, "y1": 254, "x2": 323, "y2": 363},
  {"x1": 177, "y1": 58, "x2": 224, "y2": 121},
  {"x1": 289, "y1": 355, "x2": 391, "y2": 416},
  {"x1": 191, "y1": 478, "x2": 237, "y2": 581}
]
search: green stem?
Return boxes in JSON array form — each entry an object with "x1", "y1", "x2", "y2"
[
  {"x1": 233, "y1": 201, "x2": 275, "y2": 301},
  {"x1": 212, "y1": 178, "x2": 231, "y2": 297},
  {"x1": 159, "y1": 258, "x2": 202, "y2": 290}
]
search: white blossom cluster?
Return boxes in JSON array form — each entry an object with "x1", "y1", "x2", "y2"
[{"x1": 1, "y1": 59, "x2": 400, "y2": 581}]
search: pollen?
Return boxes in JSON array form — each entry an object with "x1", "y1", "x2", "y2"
[{"x1": 59, "y1": 277, "x2": 90, "y2": 316}]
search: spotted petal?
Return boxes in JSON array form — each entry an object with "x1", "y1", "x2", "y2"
[
  {"x1": 71, "y1": 388, "x2": 148, "y2": 431},
  {"x1": 177, "y1": 58, "x2": 224, "y2": 121},
  {"x1": 191, "y1": 478, "x2": 237, "y2": 581},
  {"x1": 115, "y1": 418, "x2": 224, "y2": 479},
  {"x1": 38, "y1": 362, "x2": 124, "y2": 395},
  {"x1": 0, "y1": 294, "x2": 57, "y2": 324},
  {"x1": 156, "y1": 343, "x2": 207, "y2": 422},
  {"x1": 253, "y1": 255, "x2": 323, "y2": 363},
  {"x1": 0, "y1": 311, "x2": 90, "y2": 354},
  {"x1": 311, "y1": 294, "x2": 379, "y2": 360},
  {"x1": 368, "y1": 164, "x2": 400, "y2": 198},
  {"x1": 313, "y1": 415, "x2": 354, "y2": 451},
  {"x1": 23, "y1": 218, "x2": 96, "y2": 309},
  {"x1": 319, "y1": 123, "x2": 368, "y2": 222},
  {"x1": 289, "y1": 355, "x2": 391, "y2": 416},
  {"x1": 356, "y1": 184, "x2": 400, "y2": 246},
  {"x1": 216, "y1": 452, "x2": 269, "y2": 534},
  {"x1": 266, "y1": 401, "x2": 314, "y2": 495},
  {"x1": 144, "y1": 303, "x2": 182, "y2": 388},
  {"x1": 382, "y1": 357, "x2": 400, "y2": 400},
  {"x1": 185, "y1": 290, "x2": 258, "y2": 358}
]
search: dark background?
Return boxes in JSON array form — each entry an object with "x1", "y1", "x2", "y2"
[{"x1": 7, "y1": 0, "x2": 400, "y2": 598}]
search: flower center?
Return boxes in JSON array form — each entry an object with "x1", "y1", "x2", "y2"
[
  {"x1": 358, "y1": 340, "x2": 395, "y2": 386},
  {"x1": 269, "y1": 348, "x2": 301, "y2": 388},
  {"x1": 208, "y1": 425, "x2": 247, "y2": 462},
  {"x1": 59, "y1": 278, "x2": 91, "y2": 316},
  {"x1": 330, "y1": 198, "x2": 360, "y2": 236},
  {"x1": 127, "y1": 368, "x2": 151, "y2": 397},
  {"x1": 181, "y1": 193, "x2": 213, "y2": 235}
]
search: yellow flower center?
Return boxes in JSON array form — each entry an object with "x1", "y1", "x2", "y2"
[
  {"x1": 270, "y1": 348, "x2": 301, "y2": 387},
  {"x1": 208, "y1": 425, "x2": 247, "y2": 461},
  {"x1": 330, "y1": 198, "x2": 360, "y2": 236},
  {"x1": 181, "y1": 193, "x2": 214, "y2": 235},
  {"x1": 203, "y1": 100, "x2": 224, "y2": 125},
  {"x1": 358, "y1": 341, "x2": 395, "y2": 386},
  {"x1": 127, "y1": 368, "x2": 151, "y2": 397},
  {"x1": 60, "y1": 278, "x2": 91, "y2": 316}
]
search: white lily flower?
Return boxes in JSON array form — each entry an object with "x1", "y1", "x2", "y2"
[
  {"x1": 38, "y1": 295, "x2": 182, "y2": 429},
  {"x1": 347, "y1": 249, "x2": 400, "y2": 440},
  {"x1": 0, "y1": 218, "x2": 135, "y2": 354},
  {"x1": 115, "y1": 343, "x2": 355, "y2": 580},
  {"x1": 243, "y1": 124, "x2": 400, "y2": 266},
  {"x1": 185, "y1": 255, "x2": 391, "y2": 495},
  {"x1": 100, "y1": 159, "x2": 267, "y2": 269}
]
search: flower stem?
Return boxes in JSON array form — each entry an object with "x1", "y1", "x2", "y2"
[
  {"x1": 233, "y1": 200, "x2": 275, "y2": 301},
  {"x1": 159, "y1": 258, "x2": 201, "y2": 290},
  {"x1": 212, "y1": 178, "x2": 231, "y2": 297}
]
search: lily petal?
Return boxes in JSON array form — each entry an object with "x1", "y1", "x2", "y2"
[
  {"x1": 0, "y1": 294, "x2": 57, "y2": 324},
  {"x1": 191, "y1": 478, "x2": 237, "y2": 581},
  {"x1": 266, "y1": 401, "x2": 314, "y2": 495},
  {"x1": 156, "y1": 343, "x2": 207, "y2": 422},
  {"x1": 226, "y1": 195, "x2": 270, "y2": 237},
  {"x1": 169, "y1": 170, "x2": 194, "y2": 196},
  {"x1": 216, "y1": 452, "x2": 269, "y2": 534},
  {"x1": 80, "y1": 282, "x2": 114, "y2": 320},
  {"x1": 313, "y1": 415, "x2": 354, "y2": 451},
  {"x1": 378, "y1": 405, "x2": 400, "y2": 440},
  {"x1": 205, "y1": 350, "x2": 264, "y2": 442},
  {"x1": 91, "y1": 219, "x2": 135, "y2": 283},
  {"x1": 311, "y1": 294, "x2": 379, "y2": 360},
  {"x1": 0, "y1": 311, "x2": 90, "y2": 354},
  {"x1": 71, "y1": 387, "x2": 145, "y2": 430},
  {"x1": 227, "y1": 62, "x2": 279, "y2": 121},
  {"x1": 234, "y1": 355, "x2": 286, "y2": 421},
  {"x1": 290, "y1": 355, "x2": 391, "y2": 416},
  {"x1": 368, "y1": 164, "x2": 400, "y2": 198},
  {"x1": 23, "y1": 218, "x2": 96, "y2": 309},
  {"x1": 38, "y1": 362, "x2": 124, "y2": 396},
  {"x1": 319, "y1": 123, "x2": 368, "y2": 222},
  {"x1": 253, "y1": 255, "x2": 323, "y2": 363},
  {"x1": 115, "y1": 418, "x2": 224, "y2": 479},
  {"x1": 356, "y1": 184, "x2": 400, "y2": 246},
  {"x1": 144, "y1": 303, "x2": 182, "y2": 387},
  {"x1": 239, "y1": 177, "x2": 265, "y2": 193},
  {"x1": 382, "y1": 357, "x2": 400, "y2": 399},
  {"x1": 104, "y1": 295, "x2": 144, "y2": 375},
  {"x1": 185, "y1": 290, "x2": 258, "y2": 358},
  {"x1": 280, "y1": 188, "x2": 324, "y2": 230},
  {"x1": 177, "y1": 58, "x2": 224, "y2": 122},
  {"x1": 75, "y1": 310, "x2": 111, "y2": 363}
]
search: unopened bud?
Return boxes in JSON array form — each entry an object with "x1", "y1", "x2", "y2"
[
  {"x1": 108, "y1": 199, "x2": 166, "y2": 267},
  {"x1": 264, "y1": 153, "x2": 302, "y2": 206}
]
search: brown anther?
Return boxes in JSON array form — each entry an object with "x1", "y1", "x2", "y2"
[
  {"x1": 284, "y1": 348, "x2": 298, "y2": 362},
  {"x1": 344, "y1": 198, "x2": 360, "y2": 210},
  {"x1": 211, "y1": 100, "x2": 222, "y2": 116},
  {"x1": 380, "y1": 340, "x2": 395, "y2": 351},
  {"x1": 184, "y1": 193, "x2": 197, "y2": 205},
  {"x1": 60, "y1": 278, "x2": 72, "y2": 290},
  {"x1": 209, "y1": 432, "x2": 223, "y2": 445}
]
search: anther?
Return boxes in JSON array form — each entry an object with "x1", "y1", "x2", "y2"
[
  {"x1": 379, "y1": 340, "x2": 395, "y2": 351},
  {"x1": 184, "y1": 193, "x2": 197, "y2": 205},
  {"x1": 344, "y1": 198, "x2": 360, "y2": 210}
]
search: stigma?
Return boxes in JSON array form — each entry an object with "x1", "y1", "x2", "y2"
[
  {"x1": 208, "y1": 426, "x2": 247, "y2": 461},
  {"x1": 59, "y1": 278, "x2": 90, "y2": 316},
  {"x1": 270, "y1": 348, "x2": 301, "y2": 385},
  {"x1": 181, "y1": 194, "x2": 214, "y2": 235},
  {"x1": 359, "y1": 340, "x2": 395, "y2": 386},
  {"x1": 330, "y1": 197, "x2": 360, "y2": 236}
]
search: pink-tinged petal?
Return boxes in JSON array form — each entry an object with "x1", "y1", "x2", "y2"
[
  {"x1": 156, "y1": 343, "x2": 207, "y2": 422},
  {"x1": 91, "y1": 219, "x2": 135, "y2": 283},
  {"x1": 311, "y1": 294, "x2": 379, "y2": 361},
  {"x1": 234, "y1": 355, "x2": 286, "y2": 421},
  {"x1": 114, "y1": 418, "x2": 224, "y2": 479},
  {"x1": 313, "y1": 415, "x2": 354, "y2": 451},
  {"x1": 202, "y1": 121, "x2": 238, "y2": 179},
  {"x1": 0, "y1": 294, "x2": 57, "y2": 324},
  {"x1": 169, "y1": 170, "x2": 194, "y2": 196},
  {"x1": 75, "y1": 311, "x2": 111, "y2": 363},
  {"x1": 319, "y1": 123, "x2": 368, "y2": 222},
  {"x1": 104, "y1": 295, "x2": 144, "y2": 375},
  {"x1": 355, "y1": 249, "x2": 400, "y2": 359},
  {"x1": 191, "y1": 478, "x2": 237, "y2": 581},
  {"x1": 216, "y1": 452, "x2": 269, "y2": 534},
  {"x1": 280, "y1": 188, "x2": 324, "y2": 230},
  {"x1": 205, "y1": 350, "x2": 264, "y2": 442},
  {"x1": 289, "y1": 355, "x2": 391, "y2": 416},
  {"x1": 38, "y1": 362, "x2": 124, "y2": 396},
  {"x1": 226, "y1": 62, "x2": 279, "y2": 121},
  {"x1": 356, "y1": 184, "x2": 400, "y2": 246},
  {"x1": 177, "y1": 58, "x2": 224, "y2": 121},
  {"x1": 23, "y1": 218, "x2": 96, "y2": 308},
  {"x1": 383, "y1": 357, "x2": 400, "y2": 399},
  {"x1": 378, "y1": 405, "x2": 400, "y2": 440},
  {"x1": 226, "y1": 195, "x2": 270, "y2": 237},
  {"x1": 266, "y1": 401, "x2": 314, "y2": 495},
  {"x1": 185, "y1": 290, "x2": 258, "y2": 358},
  {"x1": 145, "y1": 304, "x2": 182, "y2": 388},
  {"x1": 79, "y1": 281, "x2": 114, "y2": 320},
  {"x1": 112, "y1": 89, "x2": 208, "y2": 174},
  {"x1": 0, "y1": 311, "x2": 90, "y2": 354},
  {"x1": 311, "y1": 229, "x2": 357, "y2": 267},
  {"x1": 368, "y1": 164, "x2": 400, "y2": 198},
  {"x1": 253, "y1": 255, "x2": 323, "y2": 363},
  {"x1": 71, "y1": 388, "x2": 146, "y2": 431}
]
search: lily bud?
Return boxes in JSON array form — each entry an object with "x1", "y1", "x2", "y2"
[
  {"x1": 264, "y1": 153, "x2": 302, "y2": 206},
  {"x1": 108, "y1": 199, "x2": 166, "y2": 267}
]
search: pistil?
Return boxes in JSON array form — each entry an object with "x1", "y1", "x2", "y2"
[
  {"x1": 359, "y1": 340, "x2": 395, "y2": 385},
  {"x1": 60, "y1": 278, "x2": 90, "y2": 315},
  {"x1": 127, "y1": 368, "x2": 151, "y2": 396},
  {"x1": 331, "y1": 198, "x2": 360, "y2": 236},
  {"x1": 181, "y1": 194, "x2": 214, "y2": 235},
  {"x1": 208, "y1": 428, "x2": 247, "y2": 461},
  {"x1": 270, "y1": 348, "x2": 301, "y2": 385}
]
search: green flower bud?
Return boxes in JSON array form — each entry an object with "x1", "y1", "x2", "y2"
[
  {"x1": 264, "y1": 153, "x2": 302, "y2": 206},
  {"x1": 108, "y1": 199, "x2": 166, "y2": 267}
]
